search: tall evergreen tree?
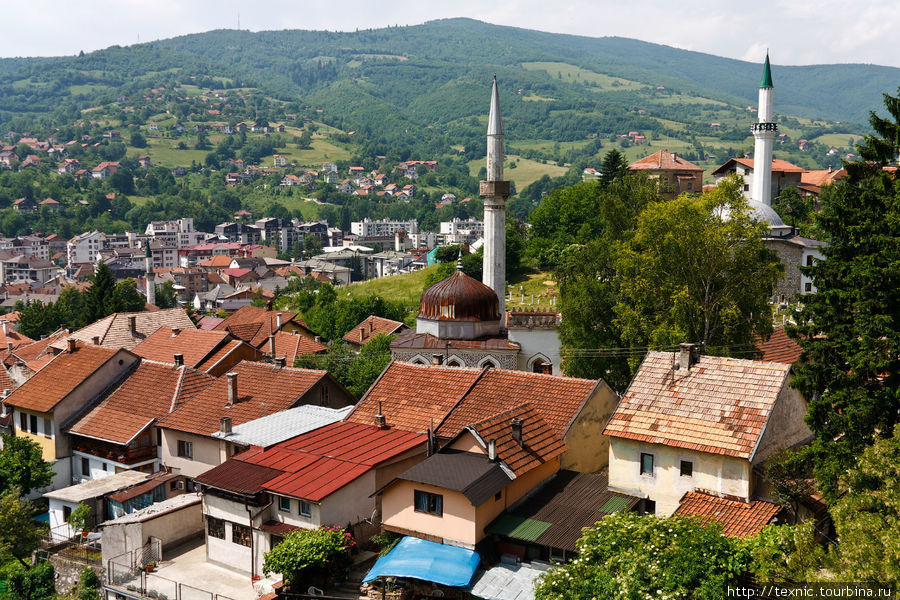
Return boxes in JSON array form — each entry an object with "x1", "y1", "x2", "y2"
[
  {"x1": 847, "y1": 85, "x2": 900, "y2": 179},
  {"x1": 85, "y1": 262, "x2": 116, "y2": 321},
  {"x1": 598, "y1": 148, "x2": 629, "y2": 188}
]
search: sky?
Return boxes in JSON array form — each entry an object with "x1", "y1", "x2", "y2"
[{"x1": 4, "y1": 0, "x2": 899, "y2": 68}]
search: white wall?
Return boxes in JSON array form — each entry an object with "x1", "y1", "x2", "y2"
[
  {"x1": 72, "y1": 450, "x2": 157, "y2": 482},
  {"x1": 507, "y1": 328, "x2": 562, "y2": 374},
  {"x1": 160, "y1": 430, "x2": 222, "y2": 479}
]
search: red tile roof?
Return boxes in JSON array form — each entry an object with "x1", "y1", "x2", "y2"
[
  {"x1": 629, "y1": 150, "x2": 704, "y2": 172},
  {"x1": 69, "y1": 362, "x2": 213, "y2": 445},
  {"x1": 196, "y1": 316, "x2": 225, "y2": 331},
  {"x1": 198, "y1": 255, "x2": 233, "y2": 268},
  {"x1": 674, "y1": 491, "x2": 782, "y2": 537},
  {"x1": 603, "y1": 352, "x2": 791, "y2": 459},
  {"x1": 156, "y1": 361, "x2": 334, "y2": 437},
  {"x1": 467, "y1": 404, "x2": 567, "y2": 476},
  {"x1": 3, "y1": 345, "x2": 120, "y2": 413},
  {"x1": 213, "y1": 306, "x2": 310, "y2": 348},
  {"x1": 4, "y1": 329, "x2": 68, "y2": 373},
  {"x1": 53, "y1": 308, "x2": 195, "y2": 351},
  {"x1": 197, "y1": 421, "x2": 425, "y2": 501},
  {"x1": 345, "y1": 362, "x2": 483, "y2": 433},
  {"x1": 754, "y1": 327, "x2": 801, "y2": 364},
  {"x1": 131, "y1": 328, "x2": 230, "y2": 368},
  {"x1": 270, "y1": 331, "x2": 326, "y2": 365},
  {"x1": 343, "y1": 315, "x2": 406, "y2": 346}
]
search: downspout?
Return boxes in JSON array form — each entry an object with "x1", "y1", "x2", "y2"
[{"x1": 246, "y1": 497, "x2": 273, "y2": 582}]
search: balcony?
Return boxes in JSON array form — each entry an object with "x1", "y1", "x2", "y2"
[{"x1": 72, "y1": 439, "x2": 157, "y2": 466}]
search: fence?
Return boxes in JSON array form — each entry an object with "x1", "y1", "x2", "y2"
[
  {"x1": 39, "y1": 524, "x2": 102, "y2": 564},
  {"x1": 105, "y1": 570, "x2": 243, "y2": 600}
]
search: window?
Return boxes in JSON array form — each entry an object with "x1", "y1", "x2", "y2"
[
  {"x1": 743, "y1": 184, "x2": 750, "y2": 192},
  {"x1": 640, "y1": 453, "x2": 654, "y2": 476},
  {"x1": 320, "y1": 386, "x2": 329, "y2": 406},
  {"x1": 805, "y1": 282, "x2": 812, "y2": 292},
  {"x1": 63, "y1": 505, "x2": 72, "y2": 522},
  {"x1": 232, "y1": 523, "x2": 251, "y2": 547},
  {"x1": 270, "y1": 534, "x2": 285, "y2": 549},
  {"x1": 102, "y1": 463, "x2": 108, "y2": 472},
  {"x1": 299, "y1": 501, "x2": 312, "y2": 517},
  {"x1": 29, "y1": 414, "x2": 38, "y2": 434},
  {"x1": 279, "y1": 497, "x2": 291, "y2": 512},
  {"x1": 806, "y1": 255, "x2": 814, "y2": 267},
  {"x1": 680, "y1": 460, "x2": 693, "y2": 478},
  {"x1": 43, "y1": 418, "x2": 52, "y2": 438},
  {"x1": 19, "y1": 412, "x2": 26, "y2": 432},
  {"x1": 207, "y1": 517, "x2": 225, "y2": 540},
  {"x1": 177, "y1": 440, "x2": 193, "y2": 459},
  {"x1": 82, "y1": 457, "x2": 90, "y2": 476},
  {"x1": 414, "y1": 490, "x2": 443, "y2": 516}
]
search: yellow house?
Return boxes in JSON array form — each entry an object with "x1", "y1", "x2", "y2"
[
  {"x1": 379, "y1": 404, "x2": 566, "y2": 548},
  {"x1": 4, "y1": 341, "x2": 140, "y2": 492},
  {"x1": 604, "y1": 344, "x2": 812, "y2": 517}
]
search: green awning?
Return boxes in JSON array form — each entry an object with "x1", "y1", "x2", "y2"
[{"x1": 488, "y1": 514, "x2": 552, "y2": 542}]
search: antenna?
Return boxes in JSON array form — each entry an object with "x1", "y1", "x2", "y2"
[{"x1": 237, "y1": 12, "x2": 241, "y2": 31}]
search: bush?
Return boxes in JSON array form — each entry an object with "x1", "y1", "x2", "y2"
[
  {"x1": 262, "y1": 526, "x2": 355, "y2": 588},
  {"x1": 2, "y1": 561, "x2": 55, "y2": 600}
]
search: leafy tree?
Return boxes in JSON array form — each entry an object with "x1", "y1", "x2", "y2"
[
  {"x1": 534, "y1": 512, "x2": 747, "y2": 600},
  {"x1": 0, "y1": 487, "x2": 43, "y2": 570},
  {"x1": 787, "y1": 173, "x2": 900, "y2": 501},
  {"x1": 112, "y1": 278, "x2": 146, "y2": 312},
  {"x1": 67, "y1": 503, "x2": 91, "y2": 536},
  {"x1": 344, "y1": 333, "x2": 395, "y2": 398},
  {"x1": 746, "y1": 522, "x2": 825, "y2": 582},
  {"x1": 129, "y1": 131, "x2": 147, "y2": 148},
  {"x1": 75, "y1": 566, "x2": 102, "y2": 600},
  {"x1": 250, "y1": 288, "x2": 267, "y2": 308},
  {"x1": 1, "y1": 560, "x2": 55, "y2": 600},
  {"x1": 155, "y1": 280, "x2": 178, "y2": 309},
  {"x1": 0, "y1": 434, "x2": 54, "y2": 495},
  {"x1": 826, "y1": 425, "x2": 900, "y2": 584},
  {"x1": 764, "y1": 448, "x2": 816, "y2": 524},
  {"x1": 262, "y1": 526, "x2": 354, "y2": 589},
  {"x1": 772, "y1": 186, "x2": 813, "y2": 231},
  {"x1": 302, "y1": 234, "x2": 323, "y2": 258},
  {"x1": 615, "y1": 177, "x2": 782, "y2": 357}
]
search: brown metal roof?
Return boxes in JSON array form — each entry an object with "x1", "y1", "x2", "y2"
[
  {"x1": 393, "y1": 450, "x2": 512, "y2": 506},
  {"x1": 195, "y1": 459, "x2": 284, "y2": 495},
  {"x1": 418, "y1": 269, "x2": 500, "y2": 322}
]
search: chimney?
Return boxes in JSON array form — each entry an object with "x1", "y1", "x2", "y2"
[
  {"x1": 369, "y1": 321, "x2": 374, "y2": 333},
  {"x1": 220, "y1": 416, "x2": 232, "y2": 434},
  {"x1": 374, "y1": 401, "x2": 387, "y2": 430},
  {"x1": 128, "y1": 315, "x2": 137, "y2": 334},
  {"x1": 678, "y1": 343, "x2": 698, "y2": 371},
  {"x1": 226, "y1": 372, "x2": 238, "y2": 406},
  {"x1": 510, "y1": 418, "x2": 523, "y2": 446},
  {"x1": 91, "y1": 336, "x2": 100, "y2": 346},
  {"x1": 269, "y1": 333, "x2": 276, "y2": 356},
  {"x1": 431, "y1": 354, "x2": 443, "y2": 366},
  {"x1": 487, "y1": 439, "x2": 497, "y2": 461},
  {"x1": 67, "y1": 338, "x2": 77, "y2": 353},
  {"x1": 274, "y1": 357, "x2": 286, "y2": 369},
  {"x1": 173, "y1": 353, "x2": 184, "y2": 367},
  {"x1": 1, "y1": 321, "x2": 8, "y2": 337},
  {"x1": 5, "y1": 342, "x2": 11, "y2": 352},
  {"x1": 359, "y1": 327, "x2": 365, "y2": 342},
  {"x1": 276, "y1": 312, "x2": 283, "y2": 330}
]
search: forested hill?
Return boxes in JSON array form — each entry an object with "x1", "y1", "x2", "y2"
[{"x1": 1, "y1": 18, "x2": 897, "y2": 129}]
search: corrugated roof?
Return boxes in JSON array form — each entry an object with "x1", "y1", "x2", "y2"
[
  {"x1": 211, "y1": 405, "x2": 353, "y2": 447},
  {"x1": 195, "y1": 460, "x2": 285, "y2": 495},
  {"x1": 604, "y1": 351, "x2": 790, "y2": 459},
  {"x1": 488, "y1": 515, "x2": 552, "y2": 542},
  {"x1": 674, "y1": 491, "x2": 782, "y2": 537}
]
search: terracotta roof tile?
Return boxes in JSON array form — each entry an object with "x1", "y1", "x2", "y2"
[
  {"x1": 4, "y1": 328, "x2": 68, "y2": 372},
  {"x1": 131, "y1": 327, "x2": 230, "y2": 367},
  {"x1": 213, "y1": 306, "x2": 309, "y2": 347},
  {"x1": 157, "y1": 361, "x2": 333, "y2": 437},
  {"x1": 713, "y1": 157, "x2": 804, "y2": 175},
  {"x1": 468, "y1": 404, "x2": 567, "y2": 476},
  {"x1": 267, "y1": 331, "x2": 326, "y2": 365},
  {"x1": 343, "y1": 315, "x2": 406, "y2": 345},
  {"x1": 52, "y1": 308, "x2": 195, "y2": 351},
  {"x1": 4, "y1": 345, "x2": 119, "y2": 413},
  {"x1": 604, "y1": 352, "x2": 790, "y2": 459},
  {"x1": 753, "y1": 327, "x2": 802, "y2": 364},
  {"x1": 629, "y1": 150, "x2": 704, "y2": 172},
  {"x1": 674, "y1": 491, "x2": 782, "y2": 537}
]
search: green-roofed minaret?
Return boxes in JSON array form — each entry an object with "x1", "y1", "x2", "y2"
[{"x1": 760, "y1": 53, "x2": 773, "y2": 88}]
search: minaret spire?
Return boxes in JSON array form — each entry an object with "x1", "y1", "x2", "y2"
[
  {"x1": 481, "y1": 76, "x2": 510, "y2": 316},
  {"x1": 144, "y1": 243, "x2": 156, "y2": 306},
  {"x1": 751, "y1": 52, "x2": 776, "y2": 206}
]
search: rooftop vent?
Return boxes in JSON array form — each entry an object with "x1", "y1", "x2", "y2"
[
  {"x1": 220, "y1": 416, "x2": 232, "y2": 434},
  {"x1": 510, "y1": 418, "x2": 523, "y2": 446},
  {"x1": 173, "y1": 353, "x2": 184, "y2": 367}
]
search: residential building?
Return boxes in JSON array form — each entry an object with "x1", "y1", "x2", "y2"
[
  {"x1": 440, "y1": 217, "x2": 484, "y2": 244},
  {"x1": 0, "y1": 254, "x2": 57, "y2": 285},
  {"x1": 91, "y1": 161, "x2": 120, "y2": 180},
  {"x1": 628, "y1": 150, "x2": 704, "y2": 197},
  {"x1": 131, "y1": 327, "x2": 263, "y2": 376},
  {"x1": 343, "y1": 315, "x2": 408, "y2": 350},
  {"x1": 67, "y1": 231, "x2": 103, "y2": 269},
  {"x1": 195, "y1": 422, "x2": 426, "y2": 577},
  {"x1": 604, "y1": 344, "x2": 813, "y2": 516},
  {"x1": 765, "y1": 235, "x2": 827, "y2": 302},
  {"x1": 213, "y1": 306, "x2": 316, "y2": 355},
  {"x1": 145, "y1": 218, "x2": 207, "y2": 248},
  {"x1": 351, "y1": 218, "x2": 419, "y2": 238},
  {"x1": 214, "y1": 222, "x2": 262, "y2": 245},
  {"x1": 50, "y1": 308, "x2": 196, "y2": 351},
  {"x1": 712, "y1": 158, "x2": 804, "y2": 204},
  {"x1": 156, "y1": 361, "x2": 355, "y2": 480}
]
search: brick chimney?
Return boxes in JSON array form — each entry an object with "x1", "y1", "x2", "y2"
[
  {"x1": 359, "y1": 327, "x2": 365, "y2": 342},
  {"x1": 91, "y1": 336, "x2": 100, "y2": 346},
  {"x1": 67, "y1": 338, "x2": 77, "y2": 353},
  {"x1": 678, "y1": 343, "x2": 698, "y2": 371},
  {"x1": 276, "y1": 312, "x2": 283, "y2": 330},
  {"x1": 1, "y1": 321, "x2": 8, "y2": 337},
  {"x1": 510, "y1": 418, "x2": 523, "y2": 446},
  {"x1": 173, "y1": 353, "x2": 184, "y2": 367},
  {"x1": 128, "y1": 315, "x2": 137, "y2": 334},
  {"x1": 226, "y1": 372, "x2": 238, "y2": 406},
  {"x1": 269, "y1": 333, "x2": 276, "y2": 356},
  {"x1": 374, "y1": 401, "x2": 387, "y2": 429}
]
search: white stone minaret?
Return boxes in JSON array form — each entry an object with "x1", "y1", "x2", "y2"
[
  {"x1": 144, "y1": 243, "x2": 156, "y2": 306},
  {"x1": 481, "y1": 76, "x2": 510, "y2": 316},
  {"x1": 751, "y1": 53, "x2": 776, "y2": 206}
]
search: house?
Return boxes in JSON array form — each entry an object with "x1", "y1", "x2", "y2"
[
  {"x1": 156, "y1": 360, "x2": 355, "y2": 480},
  {"x1": 2, "y1": 328, "x2": 68, "y2": 386},
  {"x1": 4, "y1": 342, "x2": 141, "y2": 491},
  {"x1": 0, "y1": 254, "x2": 57, "y2": 285},
  {"x1": 213, "y1": 306, "x2": 315, "y2": 351},
  {"x1": 195, "y1": 421, "x2": 426, "y2": 577},
  {"x1": 267, "y1": 330, "x2": 327, "y2": 365},
  {"x1": 628, "y1": 150, "x2": 704, "y2": 198},
  {"x1": 343, "y1": 315, "x2": 408, "y2": 349},
  {"x1": 57, "y1": 158, "x2": 80, "y2": 174},
  {"x1": 50, "y1": 308, "x2": 196, "y2": 351},
  {"x1": 673, "y1": 491, "x2": 783, "y2": 538},
  {"x1": 765, "y1": 234, "x2": 827, "y2": 302},
  {"x1": 67, "y1": 360, "x2": 216, "y2": 480},
  {"x1": 38, "y1": 197, "x2": 60, "y2": 212},
  {"x1": 13, "y1": 198, "x2": 36, "y2": 213},
  {"x1": 91, "y1": 161, "x2": 120, "y2": 180},
  {"x1": 753, "y1": 326, "x2": 801, "y2": 364},
  {"x1": 272, "y1": 155, "x2": 288, "y2": 168},
  {"x1": 712, "y1": 158, "x2": 804, "y2": 201},
  {"x1": 138, "y1": 156, "x2": 152, "y2": 168},
  {"x1": 131, "y1": 327, "x2": 263, "y2": 376},
  {"x1": 603, "y1": 344, "x2": 813, "y2": 516},
  {"x1": 347, "y1": 361, "x2": 619, "y2": 474},
  {"x1": 798, "y1": 167, "x2": 845, "y2": 198}
]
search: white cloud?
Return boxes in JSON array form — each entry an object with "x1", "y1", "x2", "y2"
[{"x1": 1, "y1": 0, "x2": 898, "y2": 67}]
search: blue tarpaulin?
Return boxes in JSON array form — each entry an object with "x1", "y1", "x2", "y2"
[{"x1": 363, "y1": 537, "x2": 481, "y2": 587}]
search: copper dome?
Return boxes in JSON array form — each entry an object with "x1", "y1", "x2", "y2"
[{"x1": 419, "y1": 269, "x2": 501, "y2": 322}]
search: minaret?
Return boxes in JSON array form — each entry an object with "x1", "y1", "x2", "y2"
[
  {"x1": 751, "y1": 53, "x2": 776, "y2": 206},
  {"x1": 144, "y1": 243, "x2": 156, "y2": 306},
  {"x1": 481, "y1": 76, "x2": 510, "y2": 316}
]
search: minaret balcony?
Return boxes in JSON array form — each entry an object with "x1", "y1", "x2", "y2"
[
  {"x1": 479, "y1": 180, "x2": 511, "y2": 198},
  {"x1": 751, "y1": 122, "x2": 778, "y2": 133}
]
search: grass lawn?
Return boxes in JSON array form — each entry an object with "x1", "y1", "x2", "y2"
[
  {"x1": 143, "y1": 137, "x2": 209, "y2": 168},
  {"x1": 275, "y1": 135, "x2": 351, "y2": 166},
  {"x1": 522, "y1": 62, "x2": 646, "y2": 91},
  {"x1": 345, "y1": 265, "x2": 441, "y2": 308},
  {"x1": 812, "y1": 133, "x2": 861, "y2": 148},
  {"x1": 509, "y1": 139, "x2": 589, "y2": 154},
  {"x1": 506, "y1": 269, "x2": 559, "y2": 310},
  {"x1": 467, "y1": 154, "x2": 568, "y2": 189},
  {"x1": 128, "y1": 195, "x2": 154, "y2": 206}
]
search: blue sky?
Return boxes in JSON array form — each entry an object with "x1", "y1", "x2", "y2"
[{"x1": 5, "y1": 0, "x2": 899, "y2": 68}]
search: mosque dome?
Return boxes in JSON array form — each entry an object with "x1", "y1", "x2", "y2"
[
  {"x1": 716, "y1": 199, "x2": 793, "y2": 236},
  {"x1": 419, "y1": 268, "x2": 501, "y2": 322}
]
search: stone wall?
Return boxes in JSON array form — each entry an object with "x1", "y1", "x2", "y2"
[
  {"x1": 49, "y1": 554, "x2": 105, "y2": 595},
  {"x1": 766, "y1": 239, "x2": 803, "y2": 302}
]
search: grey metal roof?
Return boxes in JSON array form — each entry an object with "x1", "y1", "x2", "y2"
[
  {"x1": 212, "y1": 404, "x2": 353, "y2": 447},
  {"x1": 470, "y1": 562, "x2": 545, "y2": 600},
  {"x1": 44, "y1": 470, "x2": 149, "y2": 503},
  {"x1": 396, "y1": 450, "x2": 513, "y2": 506}
]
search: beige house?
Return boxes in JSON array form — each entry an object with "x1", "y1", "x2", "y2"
[
  {"x1": 628, "y1": 150, "x2": 704, "y2": 198},
  {"x1": 604, "y1": 344, "x2": 812, "y2": 517}
]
